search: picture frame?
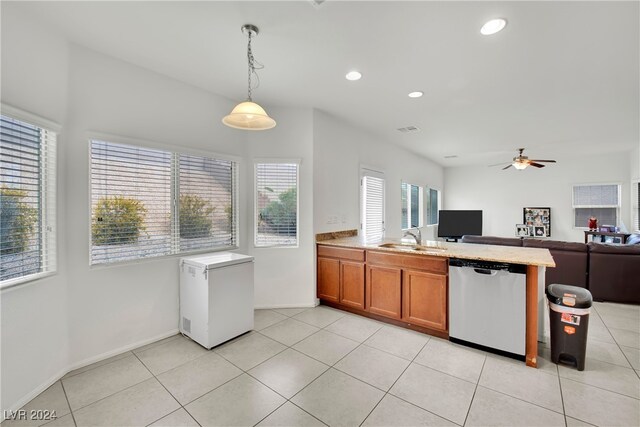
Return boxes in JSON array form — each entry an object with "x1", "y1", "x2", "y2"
[
  {"x1": 523, "y1": 207, "x2": 551, "y2": 237},
  {"x1": 533, "y1": 226, "x2": 546, "y2": 238},
  {"x1": 515, "y1": 224, "x2": 530, "y2": 237}
]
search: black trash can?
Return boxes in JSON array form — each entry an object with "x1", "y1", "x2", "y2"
[{"x1": 546, "y1": 284, "x2": 593, "y2": 371}]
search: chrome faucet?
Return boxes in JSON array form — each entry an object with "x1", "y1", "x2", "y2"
[{"x1": 403, "y1": 228, "x2": 422, "y2": 245}]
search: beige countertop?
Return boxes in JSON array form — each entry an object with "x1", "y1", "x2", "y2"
[{"x1": 317, "y1": 236, "x2": 556, "y2": 267}]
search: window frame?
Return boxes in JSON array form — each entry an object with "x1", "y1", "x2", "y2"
[
  {"x1": 87, "y1": 134, "x2": 240, "y2": 267},
  {"x1": 360, "y1": 166, "x2": 385, "y2": 241},
  {"x1": 401, "y1": 181, "x2": 423, "y2": 230},
  {"x1": 425, "y1": 186, "x2": 441, "y2": 226},
  {"x1": 253, "y1": 158, "x2": 300, "y2": 249},
  {"x1": 571, "y1": 182, "x2": 621, "y2": 229},
  {"x1": 632, "y1": 180, "x2": 639, "y2": 232},
  {"x1": 0, "y1": 104, "x2": 59, "y2": 290}
]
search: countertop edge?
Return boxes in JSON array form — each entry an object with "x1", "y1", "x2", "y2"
[{"x1": 317, "y1": 238, "x2": 556, "y2": 268}]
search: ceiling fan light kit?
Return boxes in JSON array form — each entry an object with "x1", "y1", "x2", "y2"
[
  {"x1": 222, "y1": 24, "x2": 276, "y2": 131},
  {"x1": 496, "y1": 148, "x2": 557, "y2": 170}
]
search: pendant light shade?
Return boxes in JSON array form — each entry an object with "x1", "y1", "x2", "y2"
[
  {"x1": 223, "y1": 101, "x2": 276, "y2": 130},
  {"x1": 223, "y1": 24, "x2": 276, "y2": 131}
]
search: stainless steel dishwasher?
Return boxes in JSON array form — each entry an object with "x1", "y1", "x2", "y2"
[{"x1": 449, "y1": 258, "x2": 527, "y2": 359}]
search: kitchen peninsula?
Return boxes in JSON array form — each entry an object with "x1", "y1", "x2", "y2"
[{"x1": 316, "y1": 235, "x2": 555, "y2": 368}]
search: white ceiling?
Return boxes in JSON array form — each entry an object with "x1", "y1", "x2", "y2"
[{"x1": 7, "y1": 1, "x2": 639, "y2": 167}]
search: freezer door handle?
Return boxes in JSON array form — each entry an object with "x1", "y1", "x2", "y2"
[{"x1": 473, "y1": 268, "x2": 498, "y2": 276}]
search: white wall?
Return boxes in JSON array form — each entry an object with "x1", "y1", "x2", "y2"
[
  {"x1": 63, "y1": 45, "x2": 247, "y2": 364},
  {"x1": 444, "y1": 151, "x2": 632, "y2": 242},
  {"x1": 0, "y1": 7, "x2": 70, "y2": 413},
  {"x1": 313, "y1": 110, "x2": 444, "y2": 240},
  {"x1": 631, "y1": 145, "x2": 639, "y2": 180},
  {"x1": 246, "y1": 107, "x2": 316, "y2": 308}
]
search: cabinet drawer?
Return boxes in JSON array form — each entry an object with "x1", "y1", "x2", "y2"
[
  {"x1": 317, "y1": 245, "x2": 365, "y2": 262},
  {"x1": 367, "y1": 250, "x2": 447, "y2": 274}
]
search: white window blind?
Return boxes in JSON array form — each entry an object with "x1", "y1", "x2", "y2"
[
  {"x1": 1, "y1": 114, "x2": 56, "y2": 284},
  {"x1": 572, "y1": 184, "x2": 620, "y2": 227},
  {"x1": 179, "y1": 154, "x2": 237, "y2": 251},
  {"x1": 633, "y1": 181, "x2": 639, "y2": 232},
  {"x1": 362, "y1": 172, "x2": 385, "y2": 241},
  {"x1": 91, "y1": 140, "x2": 172, "y2": 264},
  {"x1": 255, "y1": 162, "x2": 298, "y2": 247},
  {"x1": 426, "y1": 187, "x2": 440, "y2": 225},
  {"x1": 90, "y1": 140, "x2": 238, "y2": 265},
  {"x1": 401, "y1": 182, "x2": 422, "y2": 229}
]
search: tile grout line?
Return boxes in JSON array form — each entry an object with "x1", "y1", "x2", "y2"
[
  {"x1": 58, "y1": 380, "x2": 78, "y2": 427},
  {"x1": 358, "y1": 338, "x2": 432, "y2": 427},
  {"x1": 461, "y1": 355, "x2": 487, "y2": 426},
  {"x1": 556, "y1": 362, "x2": 569, "y2": 427},
  {"x1": 129, "y1": 351, "x2": 202, "y2": 427},
  {"x1": 596, "y1": 307, "x2": 640, "y2": 372}
]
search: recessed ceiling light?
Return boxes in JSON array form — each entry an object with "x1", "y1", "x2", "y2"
[
  {"x1": 481, "y1": 18, "x2": 507, "y2": 35},
  {"x1": 345, "y1": 71, "x2": 362, "y2": 81},
  {"x1": 408, "y1": 91, "x2": 424, "y2": 98}
]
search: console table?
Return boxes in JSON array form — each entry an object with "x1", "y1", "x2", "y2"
[{"x1": 584, "y1": 231, "x2": 630, "y2": 244}]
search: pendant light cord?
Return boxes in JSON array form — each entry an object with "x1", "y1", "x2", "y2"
[{"x1": 246, "y1": 29, "x2": 263, "y2": 101}]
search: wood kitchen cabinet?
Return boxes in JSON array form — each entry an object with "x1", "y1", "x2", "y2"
[
  {"x1": 317, "y1": 243, "x2": 448, "y2": 337},
  {"x1": 317, "y1": 245, "x2": 366, "y2": 308},
  {"x1": 317, "y1": 257, "x2": 340, "y2": 302},
  {"x1": 366, "y1": 264, "x2": 402, "y2": 319},
  {"x1": 402, "y1": 269, "x2": 447, "y2": 331}
]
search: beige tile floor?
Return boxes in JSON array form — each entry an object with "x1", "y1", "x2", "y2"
[{"x1": 2, "y1": 302, "x2": 639, "y2": 427}]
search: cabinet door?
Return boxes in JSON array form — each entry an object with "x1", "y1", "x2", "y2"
[
  {"x1": 340, "y1": 261, "x2": 365, "y2": 309},
  {"x1": 402, "y1": 269, "x2": 447, "y2": 331},
  {"x1": 366, "y1": 265, "x2": 402, "y2": 319},
  {"x1": 317, "y1": 257, "x2": 340, "y2": 302}
]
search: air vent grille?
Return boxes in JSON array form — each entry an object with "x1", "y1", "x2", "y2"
[
  {"x1": 182, "y1": 317, "x2": 191, "y2": 333},
  {"x1": 444, "y1": 155, "x2": 458, "y2": 159},
  {"x1": 397, "y1": 126, "x2": 420, "y2": 133}
]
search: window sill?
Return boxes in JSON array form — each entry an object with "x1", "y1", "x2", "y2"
[
  {"x1": 89, "y1": 245, "x2": 240, "y2": 269},
  {"x1": 0, "y1": 271, "x2": 57, "y2": 292}
]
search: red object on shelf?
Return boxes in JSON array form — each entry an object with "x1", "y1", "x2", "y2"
[{"x1": 588, "y1": 217, "x2": 598, "y2": 231}]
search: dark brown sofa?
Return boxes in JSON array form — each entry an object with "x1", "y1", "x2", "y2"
[
  {"x1": 461, "y1": 235, "x2": 639, "y2": 303},
  {"x1": 523, "y1": 239, "x2": 588, "y2": 289},
  {"x1": 460, "y1": 235, "x2": 588, "y2": 289},
  {"x1": 587, "y1": 243, "x2": 640, "y2": 304},
  {"x1": 460, "y1": 235, "x2": 524, "y2": 247}
]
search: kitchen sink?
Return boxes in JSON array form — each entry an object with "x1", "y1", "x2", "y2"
[{"x1": 377, "y1": 243, "x2": 446, "y2": 252}]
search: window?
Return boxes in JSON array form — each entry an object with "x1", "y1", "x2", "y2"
[
  {"x1": 361, "y1": 169, "x2": 385, "y2": 241},
  {"x1": 401, "y1": 182, "x2": 422, "y2": 229},
  {"x1": 426, "y1": 187, "x2": 440, "y2": 225},
  {"x1": 572, "y1": 184, "x2": 620, "y2": 228},
  {"x1": 1, "y1": 114, "x2": 56, "y2": 285},
  {"x1": 90, "y1": 140, "x2": 237, "y2": 264},
  {"x1": 633, "y1": 181, "x2": 639, "y2": 232},
  {"x1": 255, "y1": 162, "x2": 298, "y2": 247}
]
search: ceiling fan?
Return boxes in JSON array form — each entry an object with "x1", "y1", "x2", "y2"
[{"x1": 491, "y1": 148, "x2": 557, "y2": 170}]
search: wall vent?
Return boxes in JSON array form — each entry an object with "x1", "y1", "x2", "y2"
[
  {"x1": 444, "y1": 155, "x2": 458, "y2": 159},
  {"x1": 182, "y1": 317, "x2": 191, "y2": 333},
  {"x1": 397, "y1": 126, "x2": 420, "y2": 133}
]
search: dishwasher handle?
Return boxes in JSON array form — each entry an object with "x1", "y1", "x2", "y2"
[{"x1": 474, "y1": 268, "x2": 498, "y2": 276}]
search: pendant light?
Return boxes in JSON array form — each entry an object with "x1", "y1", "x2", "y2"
[{"x1": 222, "y1": 24, "x2": 276, "y2": 131}]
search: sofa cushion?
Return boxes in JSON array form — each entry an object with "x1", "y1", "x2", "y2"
[
  {"x1": 523, "y1": 239, "x2": 588, "y2": 288},
  {"x1": 523, "y1": 239, "x2": 588, "y2": 252},
  {"x1": 460, "y1": 235, "x2": 523, "y2": 247},
  {"x1": 588, "y1": 242, "x2": 640, "y2": 255},
  {"x1": 587, "y1": 242, "x2": 640, "y2": 304}
]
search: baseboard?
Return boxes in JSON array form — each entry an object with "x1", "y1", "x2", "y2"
[
  {"x1": 2, "y1": 368, "x2": 68, "y2": 421},
  {"x1": 254, "y1": 303, "x2": 317, "y2": 309},
  {"x1": 2, "y1": 329, "x2": 179, "y2": 420},
  {"x1": 65, "y1": 329, "x2": 179, "y2": 373}
]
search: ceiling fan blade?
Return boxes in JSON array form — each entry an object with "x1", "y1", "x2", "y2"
[
  {"x1": 489, "y1": 162, "x2": 511, "y2": 167},
  {"x1": 529, "y1": 159, "x2": 556, "y2": 163},
  {"x1": 502, "y1": 164, "x2": 513, "y2": 170},
  {"x1": 529, "y1": 162, "x2": 545, "y2": 168}
]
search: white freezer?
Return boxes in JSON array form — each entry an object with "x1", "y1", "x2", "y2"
[{"x1": 180, "y1": 252, "x2": 254, "y2": 349}]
